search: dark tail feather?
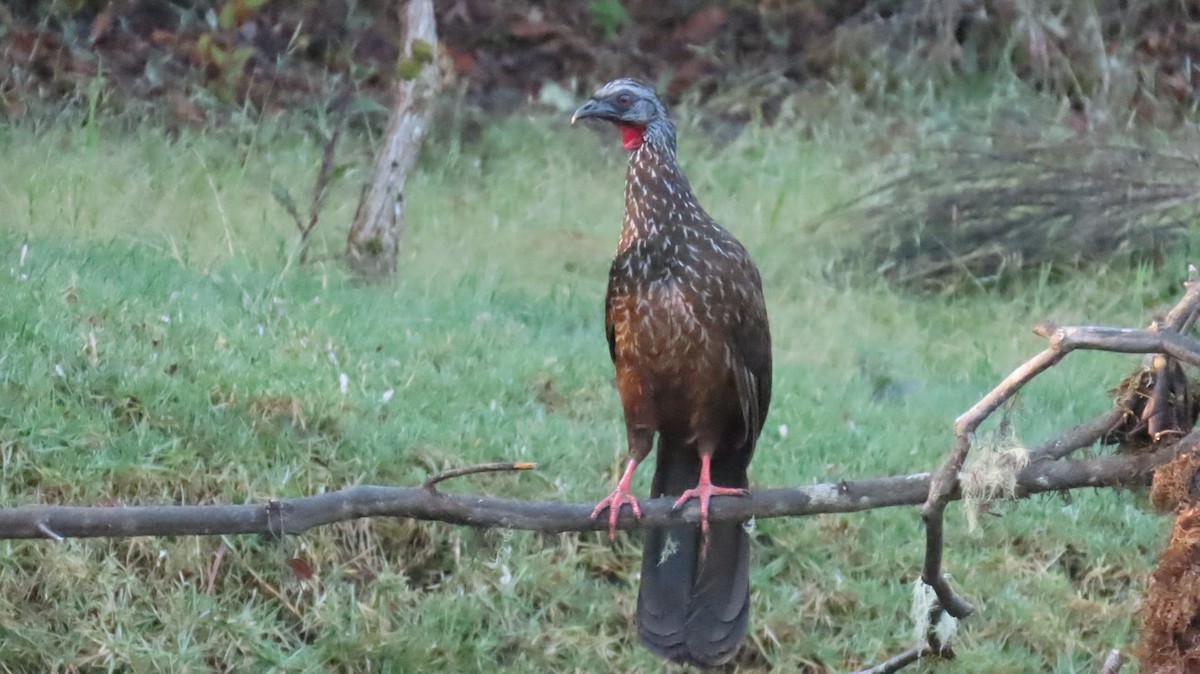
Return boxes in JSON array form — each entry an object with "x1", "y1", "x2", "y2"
[{"x1": 636, "y1": 442, "x2": 750, "y2": 668}]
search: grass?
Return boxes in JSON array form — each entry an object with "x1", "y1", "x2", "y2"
[{"x1": 0, "y1": 107, "x2": 1186, "y2": 673}]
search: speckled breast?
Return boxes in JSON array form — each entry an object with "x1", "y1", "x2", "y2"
[{"x1": 607, "y1": 246, "x2": 732, "y2": 378}]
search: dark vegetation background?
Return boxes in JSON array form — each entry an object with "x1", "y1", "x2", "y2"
[{"x1": 7, "y1": 1, "x2": 1200, "y2": 128}]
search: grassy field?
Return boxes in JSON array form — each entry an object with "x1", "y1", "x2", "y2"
[{"x1": 0, "y1": 105, "x2": 1186, "y2": 672}]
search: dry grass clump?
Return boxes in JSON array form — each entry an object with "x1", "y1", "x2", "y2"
[{"x1": 844, "y1": 143, "x2": 1200, "y2": 291}]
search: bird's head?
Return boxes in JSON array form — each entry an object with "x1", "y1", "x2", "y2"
[{"x1": 571, "y1": 78, "x2": 675, "y2": 154}]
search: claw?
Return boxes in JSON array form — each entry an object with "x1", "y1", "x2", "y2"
[
  {"x1": 591, "y1": 457, "x2": 643, "y2": 541},
  {"x1": 671, "y1": 455, "x2": 749, "y2": 557},
  {"x1": 590, "y1": 488, "x2": 642, "y2": 540},
  {"x1": 672, "y1": 484, "x2": 747, "y2": 537}
]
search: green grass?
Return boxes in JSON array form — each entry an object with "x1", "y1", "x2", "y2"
[{"x1": 0, "y1": 111, "x2": 1183, "y2": 672}]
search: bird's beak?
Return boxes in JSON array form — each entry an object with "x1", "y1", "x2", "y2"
[{"x1": 571, "y1": 99, "x2": 612, "y2": 125}]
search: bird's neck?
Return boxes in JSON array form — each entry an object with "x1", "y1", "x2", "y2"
[{"x1": 618, "y1": 143, "x2": 701, "y2": 254}]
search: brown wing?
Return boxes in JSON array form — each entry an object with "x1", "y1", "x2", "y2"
[
  {"x1": 729, "y1": 263, "x2": 772, "y2": 451},
  {"x1": 604, "y1": 280, "x2": 618, "y2": 364}
]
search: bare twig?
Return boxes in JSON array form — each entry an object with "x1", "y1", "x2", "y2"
[
  {"x1": 1036, "y1": 324, "x2": 1200, "y2": 366},
  {"x1": 920, "y1": 348, "x2": 1067, "y2": 618},
  {"x1": 850, "y1": 645, "x2": 934, "y2": 674},
  {"x1": 1026, "y1": 408, "x2": 1124, "y2": 463},
  {"x1": 423, "y1": 461, "x2": 537, "y2": 490},
  {"x1": 0, "y1": 447, "x2": 1174, "y2": 541},
  {"x1": 857, "y1": 274, "x2": 1200, "y2": 674},
  {"x1": 205, "y1": 539, "x2": 228, "y2": 595},
  {"x1": 1099, "y1": 649, "x2": 1123, "y2": 674},
  {"x1": 1159, "y1": 265, "x2": 1200, "y2": 331},
  {"x1": 298, "y1": 90, "x2": 352, "y2": 264}
]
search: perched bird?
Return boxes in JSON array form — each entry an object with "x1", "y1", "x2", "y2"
[{"x1": 572, "y1": 79, "x2": 773, "y2": 667}]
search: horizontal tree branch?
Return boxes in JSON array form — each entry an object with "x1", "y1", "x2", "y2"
[
  {"x1": 0, "y1": 446, "x2": 1174, "y2": 541},
  {"x1": 1036, "y1": 324, "x2": 1200, "y2": 367}
]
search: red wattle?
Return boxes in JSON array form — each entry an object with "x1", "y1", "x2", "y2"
[{"x1": 618, "y1": 124, "x2": 645, "y2": 150}]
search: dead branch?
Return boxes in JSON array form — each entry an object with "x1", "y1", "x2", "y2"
[
  {"x1": 1036, "y1": 324, "x2": 1200, "y2": 365},
  {"x1": 860, "y1": 280, "x2": 1200, "y2": 674},
  {"x1": 1026, "y1": 408, "x2": 1124, "y2": 462},
  {"x1": 849, "y1": 645, "x2": 935, "y2": 674},
  {"x1": 0, "y1": 447, "x2": 1172, "y2": 541},
  {"x1": 920, "y1": 273, "x2": 1200, "y2": 622},
  {"x1": 851, "y1": 270, "x2": 1200, "y2": 674},
  {"x1": 920, "y1": 346, "x2": 1066, "y2": 619},
  {"x1": 422, "y1": 461, "x2": 537, "y2": 490},
  {"x1": 297, "y1": 90, "x2": 352, "y2": 264}
]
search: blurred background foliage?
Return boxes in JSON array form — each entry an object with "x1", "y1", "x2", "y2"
[
  {"x1": 11, "y1": 2, "x2": 1200, "y2": 292},
  {"x1": 6, "y1": 1, "x2": 1200, "y2": 129}
]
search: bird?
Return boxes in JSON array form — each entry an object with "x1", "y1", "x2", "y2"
[{"x1": 571, "y1": 78, "x2": 772, "y2": 667}]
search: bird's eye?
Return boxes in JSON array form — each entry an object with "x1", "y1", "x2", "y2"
[{"x1": 616, "y1": 93, "x2": 632, "y2": 106}]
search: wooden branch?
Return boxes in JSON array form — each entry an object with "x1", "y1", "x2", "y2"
[
  {"x1": 345, "y1": 0, "x2": 439, "y2": 277},
  {"x1": 918, "y1": 273, "x2": 1200, "y2": 622},
  {"x1": 920, "y1": 349, "x2": 1067, "y2": 619},
  {"x1": 1160, "y1": 264, "x2": 1200, "y2": 331},
  {"x1": 297, "y1": 91, "x2": 351, "y2": 264},
  {"x1": 1037, "y1": 324, "x2": 1200, "y2": 366},
  {"x1": 0, "y1": 447, "x2": 1174, "y2": 541},
  {"x1": 422, "y1": 461, "x2": 537, "y2": 489},
  {"x1": 1026, "y1": 408, "x2": 1124, "y2": 463},
  {"x1": 849, "y1": 645, "x2": 935, "y2": 674}
]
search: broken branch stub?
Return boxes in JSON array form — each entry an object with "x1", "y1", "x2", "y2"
[{"x1": 345, "y1": 0, "x2": 439, "y2": 278}]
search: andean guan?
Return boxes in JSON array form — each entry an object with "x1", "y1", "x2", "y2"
[{"x1": 572, "y1": 79, "x2": 773, "y2": 667}]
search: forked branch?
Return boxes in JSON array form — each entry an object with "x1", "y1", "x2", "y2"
[
  {"x1": 920, "y1": 269, "x2": 1200, "y2": 621},
  {"x1": 886, "y1": 266, "x2": 1200, "y2": 674}
]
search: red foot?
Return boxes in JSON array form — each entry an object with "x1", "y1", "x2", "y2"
[
  {"x1": 590, "y1": 487, "x2": 642, "y2": 541},
  {"x1": 671, "y1": 454, "x2": 748, "y2": 550},
  {"x1": 672, "y1": 484, "x2": 748, "y2": 537},
  {"x1": 590, "y1": 458, "x2": 642, "y2": 540}
]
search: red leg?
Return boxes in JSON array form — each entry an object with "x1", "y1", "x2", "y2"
[
  {"x1": 590, "y1": 458, "x2": 643, "y2": 540},
  {"x1": 672, "y1": 454, "x2": 748, "y2": 542}
]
